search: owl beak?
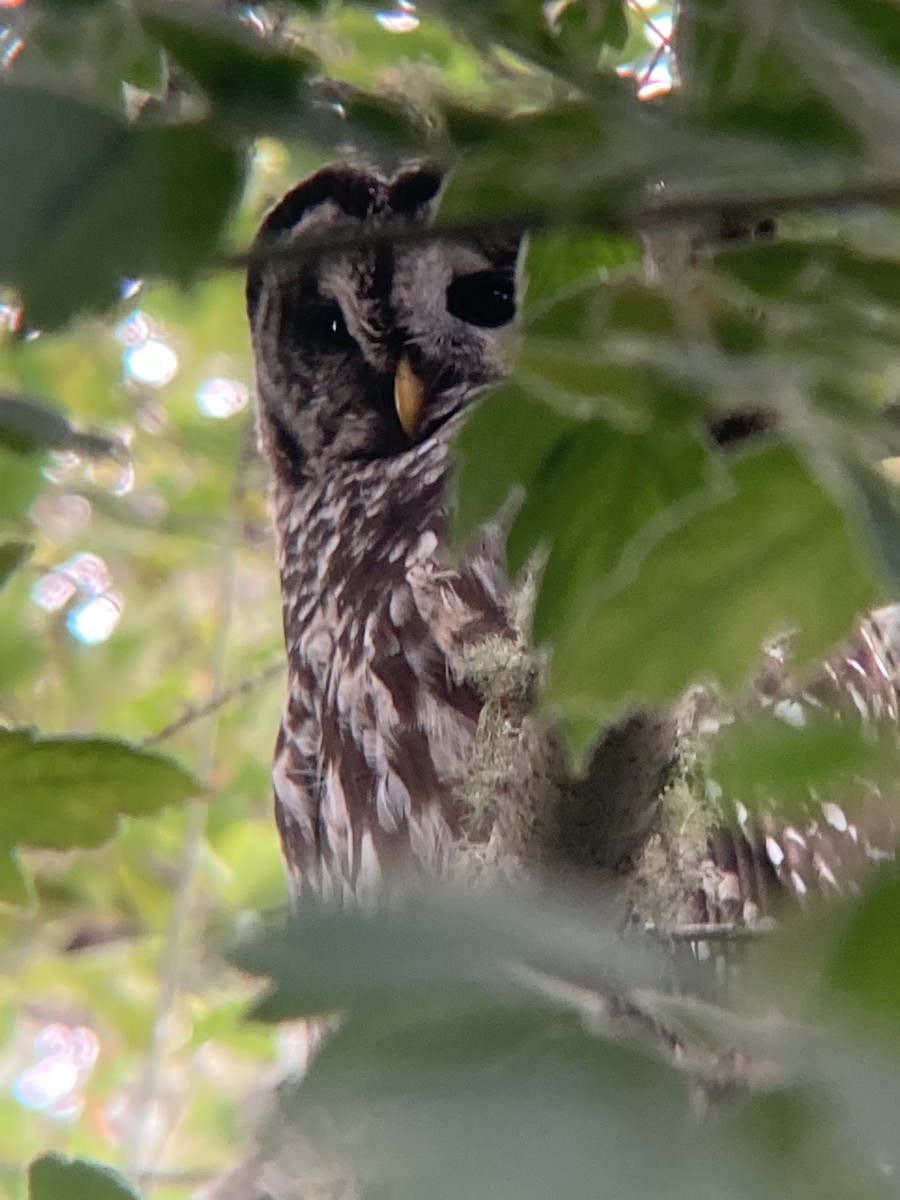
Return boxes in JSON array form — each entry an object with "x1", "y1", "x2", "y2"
[{"x1": 394, "y1": 356, "x2": 425, "y2": 439}]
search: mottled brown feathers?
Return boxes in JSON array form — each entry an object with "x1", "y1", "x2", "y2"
[{"x1": 249, "y1": 164, "x2": 521, "y2": 903}]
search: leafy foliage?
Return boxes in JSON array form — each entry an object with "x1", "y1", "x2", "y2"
[
  {"x1": 2, "y1": 0, "x2": 900, "y2": 1195},
  {"x1": 28, "y1": 1153, "x2": 139, "y2": 1200},
  {"x1": 230, "y1": 882, "x2": 900, "y2": 1200},
  {"x1": 0, "y1": 728, "x2": 200, "y2": 903}
]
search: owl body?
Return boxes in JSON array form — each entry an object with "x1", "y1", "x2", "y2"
[
  {"x1": 270, "y1": 429, "x2": 518, "y2": 901},
  {"x1": 248, "y1": 165, "x2": 521, "y2": 903}
]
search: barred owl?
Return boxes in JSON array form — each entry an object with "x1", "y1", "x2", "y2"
[{"x1": 246, "y1": 163, "x2": 548, "y2": 905}]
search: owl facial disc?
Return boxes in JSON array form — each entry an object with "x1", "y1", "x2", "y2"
[{"x1": 394, "y1": 355, "x2": 426, "y2": 439}]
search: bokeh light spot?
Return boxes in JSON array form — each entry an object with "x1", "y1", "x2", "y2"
[
  {"x1": 32, "y1": 571, "x2": 77, "y2": 613},
  {"x1": 61, "y1": 551, "x2": 111, "y2": 595},
  {"x1": 0, "y1": 301, "x2": 21, "y2": 333},
  {"x1": 42, "y1": 450, "x2": 81, "y2": 485},
  {"x1": 88, "y1": 457, "x2": 135, "y2": 496},
  {"x1": 124, "y1": 338, "x2": 178, "y2": 387},
  {"x1": 196, "y1": 377, "x2": 250, "y2": 419},
  {"x1": 376, "y1": 2, "x2": 419, "y2": 32},
  {"x1": 66, "y1": 591, "x2": 123, "y2": 644},
  {"x1": 30, "y1": 492, "x2": 92, "y2": 541},
  {"x1": 14, "y1": 1023, "x2": 99, "y2": 1119},
  {"x1": 115, "y1": 309, "x2": 153, "y2": 346}
]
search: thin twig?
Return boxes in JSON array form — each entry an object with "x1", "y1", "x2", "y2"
[
  {"x1": 142, "y1": 657, "x2": 284, "y2": 749},
  {"x1": 221, "y1": 173, "x2": 900, "y2": 279},
  {"x1": 660, "y1": 920, "x2": 778, "y2": 942},
  {"x1": 124, "y1": 415, "x2": 257, "y2": 1192},
  {"x1": 0, "y1": 1163, "x2": 218, "y2": 1186}
]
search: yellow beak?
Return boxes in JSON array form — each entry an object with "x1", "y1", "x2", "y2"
[{"x1": 394, "y1": 356, "x2": 425, "y2": 440}]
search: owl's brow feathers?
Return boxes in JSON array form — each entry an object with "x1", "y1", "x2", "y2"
[
  {"x1": 243, "y1": 166, "x2": 526, "y2": 301},
  {"x1": 246, "y1": 164, "x2": 444, "y2": 313}
]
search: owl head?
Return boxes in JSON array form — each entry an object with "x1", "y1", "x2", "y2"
[{"x1": 246, "y1": 163, "x2": 521, "y2": 481}]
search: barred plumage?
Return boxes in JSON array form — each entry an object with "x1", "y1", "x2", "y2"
[{"x1": 247, "y1": 165, "x2": 522, "y2": 903}]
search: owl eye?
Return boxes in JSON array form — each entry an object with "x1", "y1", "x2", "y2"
[
  {"x1": 302, "y1": 302, "x2": 352, "y2": 347},
  {"x1": 446, "y1": 271, "x2": 516, "y2": 328}
]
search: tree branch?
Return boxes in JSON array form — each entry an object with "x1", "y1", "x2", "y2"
[
  {"x1": 141, "y1": 657, "x2": 284, "y2": 749},
  {"x1": 221, "y1": 173, "x2": 900, "y2": 278}
]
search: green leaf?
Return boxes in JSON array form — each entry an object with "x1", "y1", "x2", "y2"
[
  {"x1": 546, "y1": 445, "x2": 879, "y2": 733},
  {"x1": 829, "y1": 0, "x2": 900, "y2": 71},
  {"x1": 0, "y1": 391, "x2": 117, "y2": 457},
  {"x1": 0, "y1": 84, "x2": 244, "y2": 328},
  {"x1": 827, "y1": 870, "x2": 900, "y2": 1032},
  {"x1": 452, "y1": 385, "x2": 576, "y2": 552},
  {"x1": 137, "y1": 0, "x2": 318, "y2": 132},
  {"x1": 846, "y1": 464, "x2": 900, "y2": 594},
  {"x1": 0, "y1": 729, "x2": 201, "y2": 898},
  {"x1": 738, "y1": 1084, "x2": 897, "y2": 1200},
  {"x1": 287, "y1": 1006, "x2": 737, "y2": 1200},
  {"x1": 0, "y1": 848, "x2": 32, "y2": 906},
  {"x1": 504, "y1": 402, "x2": 711, "y2": 641},
  {"x1": 550, "y1": 0, "x2": 630, "y2": 61},
  {"x1": 719, "y1": 241, "x2": 900, "y2": 308},
  {"x1": 439, "y1": 99, "x2": 635, "y2": 225},
  {"x1": 523, "y1": 230, "x2": 640, "y2": 316},
  {"x1": 29, "y1": 1153, "x2": 140, "y2": 1200},
  {"x1": 0, "y1": 447, "x2": 42, "y2": 521},
  {"x1": 679, "y1": 0, "x2": 862, "y2": 153},
  {"x1": 231, "y1": 884, "x2": 668, "y2": 1021},
  {"x1": 0, "y1": 576, "x2": 43, "y2": 689},
  {"x1": 712, "y1": 713, "x2": 889, "y2": 812},
  {"x1": 0, "y1": 541, "x2": 31, "y2": 590},
  {"x1": 0, "y1": 391, "x2": 74, "y2": 455}
]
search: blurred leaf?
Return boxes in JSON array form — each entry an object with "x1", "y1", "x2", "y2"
[
  {"x1": 829, "y1": 0, "x2": 900, "y2": 69},
  {"x1": 338, "y1": 91, "x2": 430, "y2": 155},
  {"x1": 523, "y1": 230, "x2": 641, "y2": 316},
  {"x1": 0, "y1": 606, "x2": 42, "y2": 692},
  {"x1": 0, "y1": 447, "x2": 42, "y2": 522},
  {"x1": 546, "y1": 445, "x2": 879, "y2": 740},
  {"x1": 0, "y1": 729, "x2": 201, "y2": 896},
  {"x1": 505, "y1": 400, "x2": 710, "y2": 641},
  {"x1": 712, "y1": 713, "x2": 888, "y2": 811},
  {"x1": 439, "y1": 98, "x2": 634, "y2": 224},
  {"x1": 0, "y1": 541, "x2": 31, "y2": 590},
  {"x1": 0, "y1": 848, "x2": 31, "y2": 906},
  {"x1": 679, "y1": 0, "x2": 863, "y2": 152},
  {"x1": 0, "y1": 84, "x2": 243, "y2": 328},
  {"x1": 435, "y1": 0, "x2": 628, "y2": 80},
  {"x1": 137, "y1": 0, "x2": 318, "y2": 132},
  {"x1": 551, "y1": 0, "x2": 630, "y2": 63},
  {"x1": 845, "y1": 464, "x2": 900, "y2": 593},
  {"x1": 28, "y1": 1153, "x2": 139, "y2": 1200},
  {"x1": 827, "y1": 869, "x2": 900, "y2": 1030},
  {"x1": 0, "y1": 391, "x2": 117, "y2": 457},
  {"x1": 231, "y1": 884, "x2": 667, "y2": 1021},
  {"x1": 0, "y1": 391, "x2": 73, "y2": 455},
  {"x1": 718, "y1": 241, "x2": 827, "y2": 299},
  {"x1": 288, "y1": 1006, "x2": 751, "y2": 1200},
  {"x1": 452, "y1": 385, "x2": 575, "y2": 551},
  {"x1": 719, "y1": 240, "x2": 900, "y2": 307},
  {"x1": 40, "y1": 0, "x2": 109, "y2": 10},
  {"x1": 738, "y1": 1084, "x2": 896, "y2": 1200}
]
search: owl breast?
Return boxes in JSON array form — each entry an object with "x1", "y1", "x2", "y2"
[{"x1": 271, "y1": 428, "x2": 513, "y2": 903}]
